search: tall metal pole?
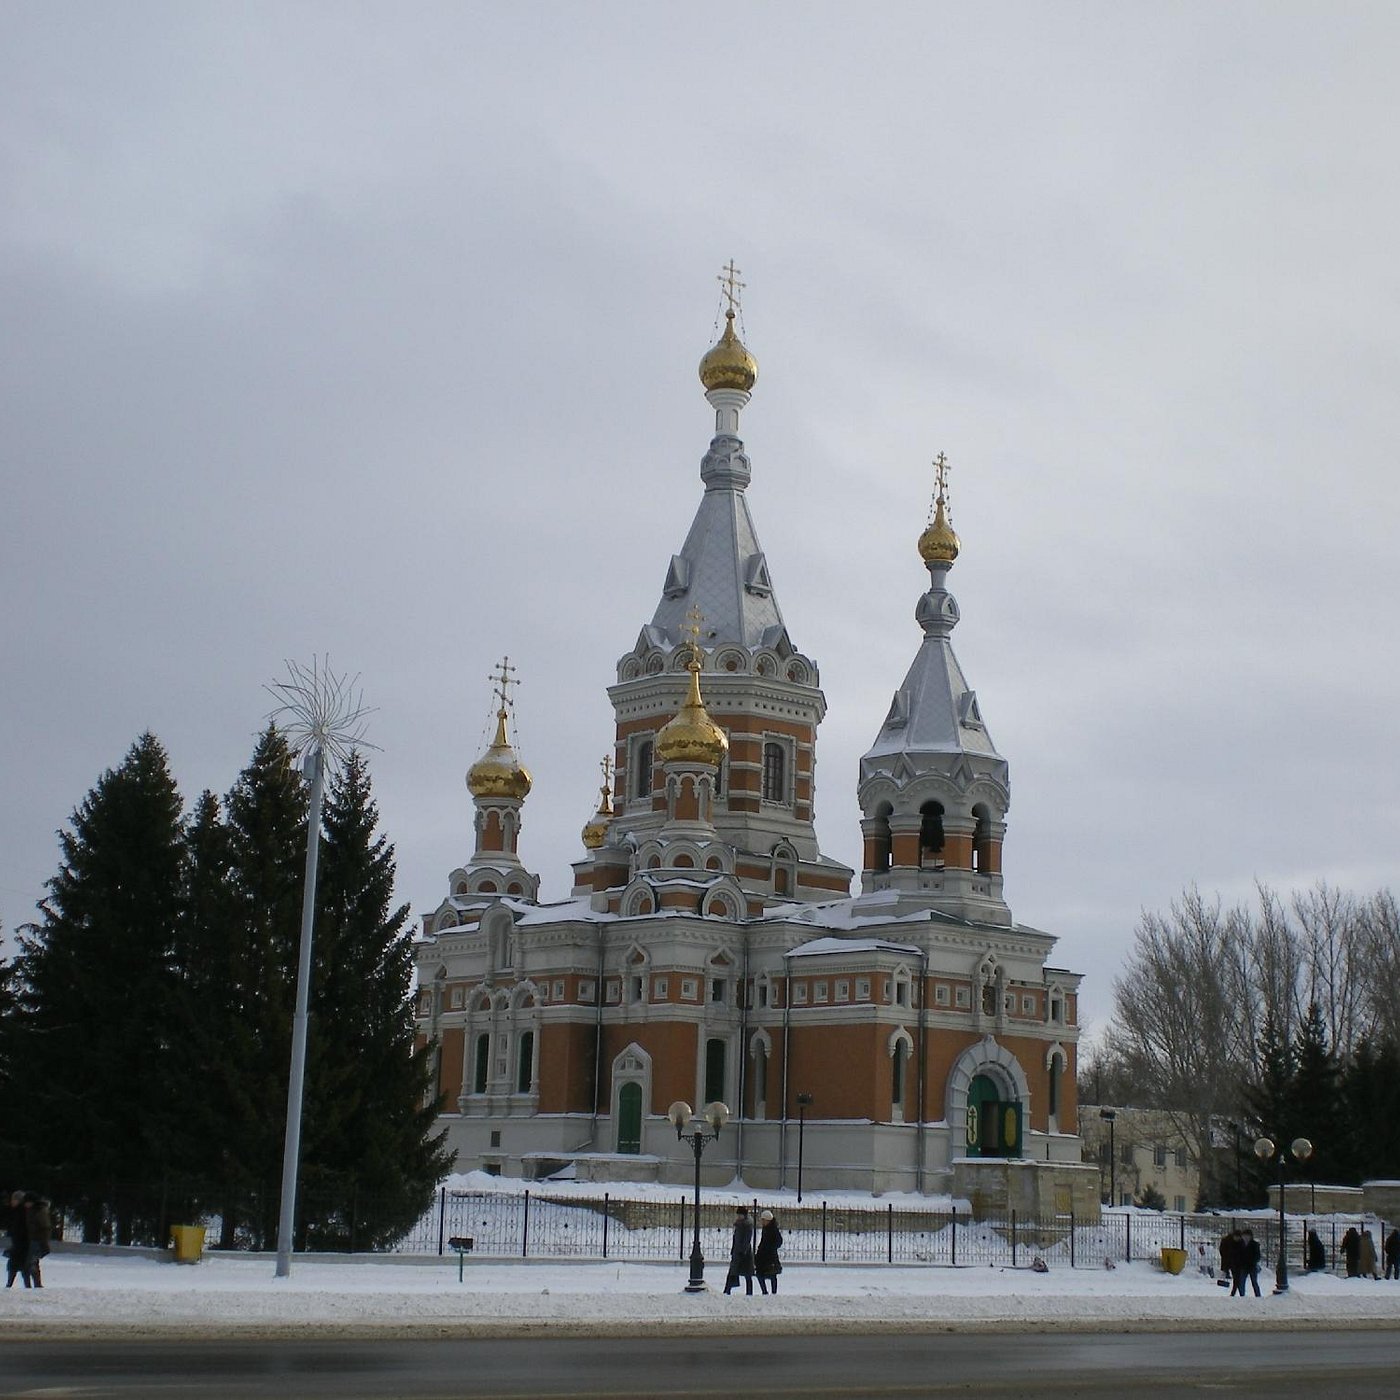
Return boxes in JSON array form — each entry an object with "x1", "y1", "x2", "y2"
[
  {"x1": 687, "y1": 1132, "x2": 705, "y2": 1293},
  {"x1": 796, "y1": 1092, "x2": 812, "y2": 1203},
  {"x1": 1109, "y1": 1117, "x2": 1116, "y2": 1206},
  {"x1": 275, "y1": 746, "x2": 325, "y2": 1278},
  {"x1": 1275, "y1": 1154, "x2": 1289, "y2": 1294}
]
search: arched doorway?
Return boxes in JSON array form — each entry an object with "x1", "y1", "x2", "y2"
[
  {"x1": 965, "y1": 1072, "x2": 1022, "y2": 1158},
  {"x1": 616, "y1": 1081, "x2": 642, "y2": 1154}
]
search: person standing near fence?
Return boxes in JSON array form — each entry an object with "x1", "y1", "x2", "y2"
[
  {"x1": 755, "y1": 1210, "x2": 783, "y2": 1295},
  {"x1": 1357, "y1": 1228, "x2": 1380, "y2": 1280},
  {"x1": 1384, "y1": 1228, "x2": 1399, "y2": 1280},
  {"x1": 723, "y1": 1205, "x2": 755, "y2": 1296},
  {"x1": 1341, "y1": 1226, "x2": 1361, "y2": 1277},
  {"x1": 1306, "y1": 1228, "x2": 1326, "y2": 1273},
  {"x1": 24, "y1": 1196, "x2": 50, "y2": 1289},
  {"x1": 4, "y1": 1192, "x2": 30, "y2": 1289}
]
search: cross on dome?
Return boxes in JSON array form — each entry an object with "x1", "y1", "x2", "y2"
[
  {"x1": 717, "y1": 260, "x2": 746, "y2": 316},
  {"x1": 489, "y1": 656, "x2": 520, "y2": 712}
]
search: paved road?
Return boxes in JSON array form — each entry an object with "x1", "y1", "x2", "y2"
[{"x1": 1, "y1": 1329, "x2": 1395, "y2": 1399}]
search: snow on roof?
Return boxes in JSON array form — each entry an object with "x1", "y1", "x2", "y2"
[{"x1": 786, "y1": 935, "x2": 922, "y2": 959}]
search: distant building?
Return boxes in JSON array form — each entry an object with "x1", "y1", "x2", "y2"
[
  {"x1": 413, "y1": 279, "x2": 1093, "y2": 1212},
  {"x1": 1079, "y1": 1105, "x2": 1201, "y2": 1211}
]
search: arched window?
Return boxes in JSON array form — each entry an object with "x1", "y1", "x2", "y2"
[
  {"x1": 870, "y1": 802, "x2": 892, "y2": 873},
  {"x1": 762, "y1": 743, "x2": 786, "y2": 803},
  {"x1": 473, "y1": 1033, "x2": 490, "y2": 1094},
  {"x1": 1048, "y1": 1051, "x2": 1062, "y2": 1120},
  {"x1": 892, "y1": 1040, "x2": 908, "y2": 1109},
  {"x1": 972, "y1": 805, "x2": 993, "y2": 873},
  {"x1": 517, "y1": 1031, "x2": 534, "y2": 1094},
  {"x1": 919, "y1": 801, "x2": 945, "y2": 865},
  {"x1": 704, "y1": 1038, "x2": 727, "y2": 1105},
  {"x1": 635, "y1": 740, "x2": 653, "y2": 798},
  {"x1": 752, "y1": 1043, "x2": 768, "y2": 1113}
]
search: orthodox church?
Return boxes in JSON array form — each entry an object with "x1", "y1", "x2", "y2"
[{"x1": 414, "y1": 275, "x2": 1091, "y2": 1210}]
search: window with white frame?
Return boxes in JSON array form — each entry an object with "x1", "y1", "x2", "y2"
[
  {"x1": 710, "y1": 977, "x2": 725, "y2": 1003},
  {"x1": 1174, "y1": 1195, "x2": 1187, "y2": 1213},
  {"x1": 793, "y1": 983, "x2": 808, "y2": 1005},
  {"x1": 450, "y1": 986, "x2": 464, "y2": 1009},
  {"x1": 653, "y1": 976, "x2": 668, "y2": 1000},
  {"x1": 681, "y1": 977, "x2": 698, "y2": 1000},
  {"x1": 856, "y1": 978, "x2": 870, "y2": 1000},
  {"x1": 935, "y1": 984, "x2": 950, "y2": 1006},
  {"x1": 606, "y1": 979, "x2": 621, "y2": 1003},
  {"x1": 579, "y1": 979, "x2": 596, "y2": 1002},
  {"x1": 835, "y1": 979, "x2": 849, "y2": 1002},
  {"x1": 955, "y1": 986, "x2": 970, "y2": 1007},
  {"x1": 1021, "y1": 994, "x2": 1035, "y2": 1014},
  {"x1": 630, "y1": 975, "x2": 645, "y2": 1003},
  {"x1": 814, "y1": 981, "x2": 829, "y2": 1003},
  {"x1": 1003, "y1": 992, "x2": 1015, "y2": 1012},
  {"x1": 895, "y1": 979, "x2": 909, "y2": 1007},
  {"x1": 553, "y1": 979, "x2": 565, "y2": 1000}
]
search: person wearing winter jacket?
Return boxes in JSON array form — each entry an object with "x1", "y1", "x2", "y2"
[
  {"x1": 4, "y1": 1191, "x2": 30, "y2": 1289},
  {"x1": 25, "y1": 1196, "x2": 51, "y2": 1289},
  {"x1": 754, "y1": 1210, "x2": 783, "y2": 1295},
  {"x1": 1384, "y1": 1228, "x2": 1399, "y2": 1281}
]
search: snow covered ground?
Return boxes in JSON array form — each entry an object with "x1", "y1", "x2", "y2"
[{"x1": 2, "y1": 1248, "x2": 1398, "y2": 1339}]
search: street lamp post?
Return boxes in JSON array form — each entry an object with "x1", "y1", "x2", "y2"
[
  {"x1": 796, "y1": 1093, "x2": 813, "y2": 1203},
  {"x1": 1099, "y1": 1108, "x2": 1117, "y2": 1207},
  {"x1": 1253, "y1": 1135, "x2": 1313, "y2": 1294},
  {"x1": 669, "y1": 1100, "x2": 729, "y2": 1293}
]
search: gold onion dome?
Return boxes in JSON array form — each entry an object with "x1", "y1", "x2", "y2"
[
  {"x1": 581, "y1": 765, "x2": 614, "y2": 850},
  {"x1": 918, "y1": 494, "x2": 960, "y2": 566},
  {"x1": 699, "y1": 311, "x2": 758, "y2": 393},
  {"x1": 467, "y1": 709, "x2": 532, "y2": 800},
  {"x1": 655, "y1": 649, "x2": 729, "y2": 767}
]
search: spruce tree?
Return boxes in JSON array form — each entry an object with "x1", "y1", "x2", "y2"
[
  {"x1": 1288, "y1": 1002, "x2": 1342, "y2": 1184},
  {"x1": 1242, "y1": 1013, "x2": 1295, "y2": 1204},
  {"x1": 220, "y1": 725, "x2": 309, "y2": 1246},
  {"x1": 301, "y1": 750, "x2": 451, "y2": 1248},
  {"x1": 11, "y1": 734, "x2": 187, "y2": 1237},
  {"x1": 1339, "y1": 1038, "x2": 1400, "y2": 1183}
]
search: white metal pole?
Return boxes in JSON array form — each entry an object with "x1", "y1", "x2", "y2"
[{"x1": 275, "y1": 745, "x2": 325, "y2": 1278}]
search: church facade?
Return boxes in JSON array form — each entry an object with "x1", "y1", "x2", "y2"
[{"x1": 413, "y1": 286, "x2": 1090, "y2": 1207}]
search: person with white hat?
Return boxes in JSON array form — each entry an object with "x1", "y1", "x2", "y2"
[{"x1": 755, "y1": 1209, "x2": 784, "y2": 1295}]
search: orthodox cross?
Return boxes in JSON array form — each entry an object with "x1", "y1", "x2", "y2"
[
  {"x1": 682, "y1": 606, "x2": 706, "y2": 663},
  {"x1": 489, "y1": 656, "x2": 519, "y2": 712},
  {"x1": 598, "y1": 754, "x2": 614, "y2": 809},
  {"x1": 930, "y1": 451, "x2": 953, "y2": 522},
  {"x1": 717, "y1": 260, "x2": 746, "y2": 316}
]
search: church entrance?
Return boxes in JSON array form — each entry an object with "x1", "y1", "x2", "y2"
[
  {"x1": 965, "y1": 1073, "x2": 1023, "y2": 1158},
  {"x1": 616, "y1": 1082, "x2": 642, "y2": 1154}
]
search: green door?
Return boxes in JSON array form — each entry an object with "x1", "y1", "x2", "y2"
[
  {"x1": 966, "y1": 1074, "x2": 998, "y2": 1157},
  {"x1": 617, "y1": 1082, "x2": 642, "y2": 1154}
]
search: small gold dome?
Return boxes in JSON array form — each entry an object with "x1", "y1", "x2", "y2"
[
  {"x1": 918, "y1": 495, "x2": 960, "y2": 565},
  {"x1": 581, "y1": 764, "x2": 614, "y2": 850},
  {"x1": 467, "y1": 709, "x2": 532, "y2": 800},
  {"x1": 699, "y1": 311, "x2": 758, "y2": 393},
  {"x1": 655, "y1": 650, "x2": 729, "y2": 767}
]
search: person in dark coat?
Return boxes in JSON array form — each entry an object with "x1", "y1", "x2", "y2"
[
  {"x1": 1357, "y1": 1228, "x2": 1380, "y2": 1280},
  {"x1": 1341, "y1": 1226, "x2": 1361, "y2": 1277},
  {"x1": 1222, "y1": 1230, "x2": 1244, "y2": 1296},
  {"x1": 754, "y1": 1209, "x2": 783, "y2": 1295},
  {"x1": 1240, "y1": 1229, "x2": 1262, "y2": 1297},
  {"x1": 723, "y1": 1205, "x2": 754, "y2": 1296},
  {"x1": 1384, "y1": 1228, "x2": 1399, "y2": 1281},
  {"x1": 25, "y1": 1196, "x2": 51, "y2": 1289},
  {"x1": 5, "y1": 1191, "x2": 31, "y2": 1289},
  {"x1": 1305, "y1": 1228, "x2": 1326, "y2": 1273}
]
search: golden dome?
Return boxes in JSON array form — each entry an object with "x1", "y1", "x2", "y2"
[
  {"x1": 699, "y1": 311, "x2": 758, "y2": 393},
  {"x1": 581, "y1": 760, "x2": 614, "y2": 850},
  {"x1": 467, "y1": 709, "x2": 532, "y2": 800},
  {"x1": 655, "y1": 649, "x2": 729, "y2": 767},
  {"x1": 918, "y1": 494, "x2": 960, "y2": 565}
]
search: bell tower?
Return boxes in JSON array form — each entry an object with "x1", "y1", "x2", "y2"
[
  {"x1": 580, "y1": 267, "x2": 852, "y2": 911},
  {"x1": 858, "y1": 456, "x2": 1011, "y2": 924}
]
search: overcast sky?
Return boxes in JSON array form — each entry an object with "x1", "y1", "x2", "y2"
[{"x1": 4, "y1": 2, "x2": 1398, "y2": 1036}]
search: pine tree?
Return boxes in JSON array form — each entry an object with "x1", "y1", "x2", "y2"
[
  {"x1": 299, "y1": 751, "x2": 451, "y2": 1248},
  {"x1": 218, "y1": 725, "x2": 309, "y2": 1246},
  {"x1": 1288, "y1": 1002, "x2": 1342, "y2": 1184},
  {"x1": 1241, "y1": 1013, "x2": 1294, "y2": 1204},
  {"x1": 1339, "y1": 1038, "x2": 1400, "y2": 1183},
  {"x1": 10, "y1": 734, "x2": 187, "y2": 1237}
]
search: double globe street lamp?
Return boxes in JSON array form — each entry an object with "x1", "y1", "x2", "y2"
[
  {"x1": 668, "y1": 1099, "x2": 729, "y2": 1293},
  {"x1": 1253, "y1": 1134, "x2": 1313, "y2": 1294}
]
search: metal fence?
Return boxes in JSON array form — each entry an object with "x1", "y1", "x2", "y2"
[{"x1": 397, "y1": 1191, "x2": 1395, "y2": 1273}]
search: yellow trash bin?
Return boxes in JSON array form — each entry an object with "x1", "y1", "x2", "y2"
[
  {"x1": 170, "y1": 1225, "x2": 206, "y2": 1264},
  {"x1": 1160, "y1": 1247, "x2": 1187, "y2": 1275}
]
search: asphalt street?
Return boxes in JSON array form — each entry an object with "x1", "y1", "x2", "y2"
[{"x1": 1, "y1": 1328, "x2": 1396, "y2": 1399}]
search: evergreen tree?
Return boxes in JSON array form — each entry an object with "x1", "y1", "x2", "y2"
[
  {"x1": 1339, "y1": 1038, "x2": 1400, "y2": 1184},
  {"x1": 218, "y1": 725, "x2": 309, "y2": 1246},
  {"x1": 10, "y1": 735, "x2": 187, "y2": 1235},
  {"x1": 299, "y1": 751, "x2": 450, "y2": 1248},
  {"x1": 1241, "y1": 1013, "x2": 1294, "y2": 1204},
  {"x1": 1288, "y1": 1002, "x2": 1343, "y2": 1185}
]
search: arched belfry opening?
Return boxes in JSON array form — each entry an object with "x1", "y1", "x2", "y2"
[{"x1": 919, "y1": 800, "x2": 945, "y2": 867}]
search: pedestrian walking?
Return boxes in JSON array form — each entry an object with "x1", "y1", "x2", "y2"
[
  {"x1": 4, "y1": 1191, "x2": 30, "y2": 1289},
  {"x1": 24, "y1": 1196, "x2": 51, "y2": 1289},
  {"x1": 1341, "y1": 1226, "x2": 1361, "y2": 1277},
  {"x1": 1305, "y1": 1228, "x2": 1326, "y2": 1273},
  {"x1": 1223, "y1": 1229, "x2": 1245, "y2": 1296},
  {"x1": 755, "y1": 1209, "x2": 783, "y2": 1295},
  {"x1": 1240, "y1": 1229, "x2": 1262, "y2": 1297},
  {"x1": 723, "y1": 1205, "x2": 754, "y2": 1296},
  {"x1": 1357, "y1": 1228, "x2": 1380, "y2": 1280},
  {"x1": 1384, "y1": 1228, "x2": 1399, "y2": 1281}
]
